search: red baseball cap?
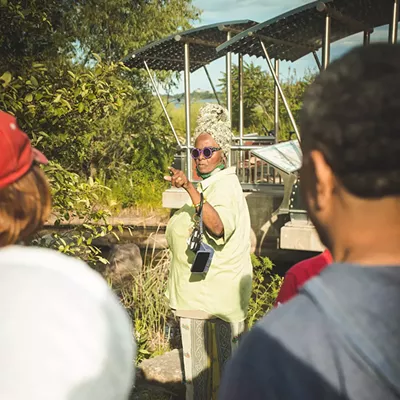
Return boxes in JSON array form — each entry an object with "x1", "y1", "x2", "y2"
[{"x1": 0, "y1": 111, "x2": 48, "y2": 189}]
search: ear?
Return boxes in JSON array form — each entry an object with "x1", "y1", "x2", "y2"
[
  {"x1": 307, "y1": 150, "x2": 335, "y2": 212},
  {"x1": 220, "y1": 152, "x2": 227, "y2": 165}
]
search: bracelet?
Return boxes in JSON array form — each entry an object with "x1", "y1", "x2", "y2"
[{"x1": 193, "y1": 198, "x2": 207, "y2": 208}]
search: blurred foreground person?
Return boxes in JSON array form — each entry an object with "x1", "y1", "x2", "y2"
[
  {"x1": 275, "y1": 249, "x2": 332, "y2": 306},
  {"x1": 220, "y1": 43, "x2": 400, "y2": 400},
  {"x1": 0, "y1": 111, "x2": 135, "y2": 400}
]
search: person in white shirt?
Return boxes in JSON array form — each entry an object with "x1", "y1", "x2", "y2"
[{"x1": 0, "y1": 110, "x2": 136, "y2": 400}]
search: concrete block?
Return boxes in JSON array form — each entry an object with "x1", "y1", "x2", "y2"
[
  {"x1": 162, "y1": 188, "x2": 190, "y2": 209},
  {"x1": 280, "y1": 222, "x2": 324, "y2": 252}
]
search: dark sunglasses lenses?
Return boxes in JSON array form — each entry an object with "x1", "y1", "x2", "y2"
[
  {"x1": 203, "y1": 147, "x2": 213, "y2": 158},
  {"x1": 191, "y1": 148, "x2": 201, "y2": 159},
  {"x1": 191, "y1": 147, "x2": 218, "y2": 159}
]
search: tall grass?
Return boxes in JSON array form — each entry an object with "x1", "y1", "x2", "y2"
[
  {"x1": 117, "y1": 239, "x2": 172, "y2": 364},
  {"x1": 112, "y1": 241, "x2": 282, "y2": 365},
  {"x1": 96, "y1": 171, "x2": 170, "y2": 215}
]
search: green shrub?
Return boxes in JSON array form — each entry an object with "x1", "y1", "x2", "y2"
[
  {"x1": 247, "y1": 254, "x2": 283, "y2": 328},
  {"x1": 96, "y1": 171, "x2": 169, "y2": 212},
  {"x1": 31, "y1": 162, "x2": 117, "y2": 267}
]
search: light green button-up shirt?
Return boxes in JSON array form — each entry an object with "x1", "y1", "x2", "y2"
[{"x1": 165, "y1": 167, "x2": 252, "y2": 323}]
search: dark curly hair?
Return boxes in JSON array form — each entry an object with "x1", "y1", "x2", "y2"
[{"x1": 299, "y1": 43, "x2": 400, "y2": 198}]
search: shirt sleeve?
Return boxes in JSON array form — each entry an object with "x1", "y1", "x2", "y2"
[
  {"x1": 203, "y1": 181, "x2": 237, "y2": 246},
  {"x1": 274, "y1": 272, "x2": 298, "y2": 306}
]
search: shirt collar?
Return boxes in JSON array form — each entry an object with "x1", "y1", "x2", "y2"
[{"x1": 199, "y1": 166, "x2": 236, "y2": 190}]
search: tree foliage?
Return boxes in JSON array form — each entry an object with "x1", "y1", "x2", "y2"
[
  {"x1": 73, "y1": 0, "x2": 199, "y2": 64},
  {"x1": 0, "y1": 0, "x2": 199, "y2": 268},
  {"x1": 0, "y1": 0, "x2": 199, "y2": 206},
  {"x1": 31, "y1": 162, "x2": 115, "y2": 267},
  {"x1": 0, "y1": 60, "x2": 134, "y2": 174},
  {"x1": 219, "y1": 62, "x2": 316, "y2": 141}
]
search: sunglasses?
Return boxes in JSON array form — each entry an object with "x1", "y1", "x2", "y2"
[{"x1": 191, "y1": 146, "x2": 221, "y2": 160}]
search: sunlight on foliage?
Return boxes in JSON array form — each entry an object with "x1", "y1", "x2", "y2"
[{"x1": 247, "y1": 254, "x2": 283, "y2": 328}]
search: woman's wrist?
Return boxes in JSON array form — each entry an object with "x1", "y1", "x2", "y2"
[
  {"x1": 184, "y1": 181, "x2": 195, "y2": 192},
  {"x1": 185, "y1": 183, "x2": 201, "y2": 205}
]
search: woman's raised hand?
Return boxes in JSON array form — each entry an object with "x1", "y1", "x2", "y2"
[{"x1": 164, "y1": 167, "x2": 190, "y2": 189}]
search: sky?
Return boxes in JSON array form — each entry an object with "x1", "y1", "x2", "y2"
[{"x1": 164, "y1": 0, "x2": 391, "y2": 94}]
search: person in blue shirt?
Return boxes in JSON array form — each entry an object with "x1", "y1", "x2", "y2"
[{"x1": 219, "y1": 43, "x2": 400, "y2": 400}]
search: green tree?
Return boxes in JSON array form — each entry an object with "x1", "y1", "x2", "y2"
[
  {"x1": 219, "y1": 62, "x2": 316, "y2": 141},
  {"x1": 73, "y1": 0, "x2": 199, "y2": 64},
  {"x1": 0, "y1": 0, "x2": 76, "y2": 74},
  {"x1": 0, "y1": 61, "x2": 134, "y2": 175},
  {"x1": 0, "y1": 0, "x2": 199, "y2": 206}
]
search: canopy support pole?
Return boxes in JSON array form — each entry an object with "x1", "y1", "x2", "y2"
[
  {"x1": 364, "y1": 31, "x2": 371, "y2": 46},
  {"x1": 226, "y1": 31, "x2": 232, "y2": 166},
  {"x1": 322, "y1": 13, "x2": 331, "y2": 70},
  {"x1": 390, "y1": 0, "x2": 399, "y2": 44},
  {"x1": 203, "y1": 66, "x2": 221, "y2": 105},
  {"x1": 226, "y1": 32, "x2": 232, "y2": 126},
  {"x1": 238, "y1": 53, "x2": 245, "y2": 181},
  {"x1": 274, "y1": 59, "x2": 280, "y2": 143},
  {"x1": 143, "y1": 61, "x2": 181, "y2": 148},
  {"x1": 184, "y1": 43, "x2": 192, "y2": 180},
  {"x1": 238, "y1": 53, "x2": 244, "y2": 141},
  {"x1": 259, "y1": 40, "x2": 301, "y2": 142},
  {"x1": 312, "y1": 51, "x2": 322, "y2": 71}
]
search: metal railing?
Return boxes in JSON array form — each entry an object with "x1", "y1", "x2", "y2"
[{"x1": 231, "y1": 146, "x2": 282, "y2": 185}]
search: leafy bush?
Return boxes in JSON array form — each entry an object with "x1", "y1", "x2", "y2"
[
  {"x1": 0, "y1": 61, "x2": 135, "y2": 175},
  {"x1": 31, "y1": 162, "x2": 117, "y2": 267},
  {"x1": 247, "y1": 254, "x2": 283, "y2": 328},
  {"x1": 0, "y1": 0, "x2": 199, "y2": 214}
]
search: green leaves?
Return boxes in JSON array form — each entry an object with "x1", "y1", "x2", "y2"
[
  {"x1": 73, "y1": 0, "x2": 200, "y2": 64},
  {"x1": 220, "y1": 62, "x2": 316, "y2": 140},
  {"x1": 0, "y1": 0, "x2": 192, "y2": 218},
  {"x1": 247, "y1": 254, "x2": 283, "y2": 328},
  {"x1": 24, "y1": 93, "x2": 33, "y2": 102},
  {"x1": 0, "y1": 71, "x2": 12, "y2": 87},
  {"x1": 29, "y1": 162, "x2": 119, "y2": 267},
  {"x1": 30, "y1": 75, "x2": 38, "y2": 87}
]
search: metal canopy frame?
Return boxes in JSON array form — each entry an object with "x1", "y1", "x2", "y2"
[
  {"x1": 216, "y1": 1, "x2": 395, "y2": 62},
  {"x1": 216, "y1": 0, "x2": 398, "y2": 144},
  {"x1": 124, "y1": 20, "x2": 257, "y2": 72},
  {"x1": 211, "y1": 0, "x2": 398, "y2": 250},
  {"x1": 124, "y1": 0, "x2": 399, "y2": 184},
  {"x1": 123, "y1": 20, "x2": 258, "y2": 180},
  {"x1": 123, "y1": 0, "x2": 400, "y2": 252}
]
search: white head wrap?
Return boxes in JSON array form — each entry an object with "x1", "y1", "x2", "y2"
[{"x1": 194, "y1": 103, "x2": 232, "y2": 156}]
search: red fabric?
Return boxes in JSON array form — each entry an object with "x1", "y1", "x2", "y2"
[
  {"x1": 275, "y1": 250, "x2": 332, "y2": 306},
  {"x1": 0, "y1": 111, "x2": 47, "y2": 188}
]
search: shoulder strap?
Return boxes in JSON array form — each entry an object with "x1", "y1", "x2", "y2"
[
  {"x1": 198, "y1": 193, "x2": 204, "y2": 236},
  {"x1": 303, "y1": 276, "x2": 400, "y2": 396}
]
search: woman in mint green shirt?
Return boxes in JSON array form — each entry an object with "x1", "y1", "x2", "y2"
[{"x1": 164, "y1": 104, "x2": 252, "y2": 400}]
